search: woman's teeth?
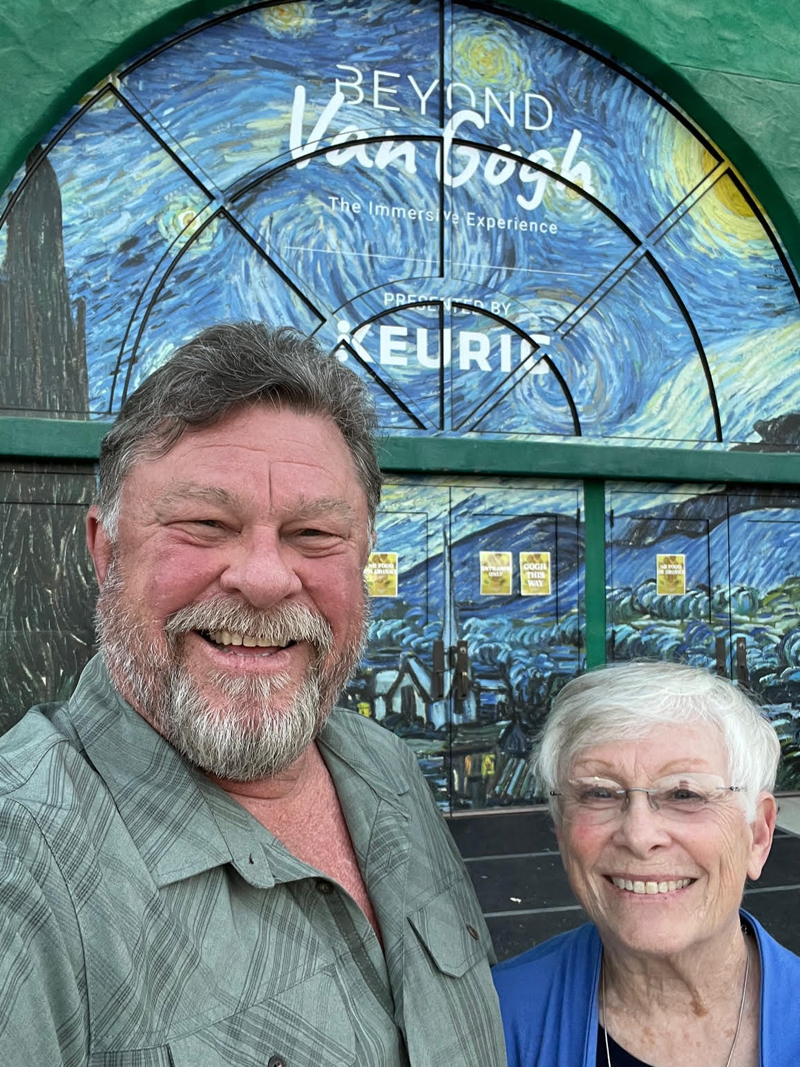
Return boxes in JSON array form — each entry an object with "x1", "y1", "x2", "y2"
[{"x1": 611, "y1": 877, "x2": 694, "y2": 894}]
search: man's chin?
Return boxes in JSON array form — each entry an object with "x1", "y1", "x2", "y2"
[
  {"x1": 154, "y1": 670, "x2": 326, "y2": 782},
  {"x1": 95, "y1": 567, "x2": 348, "y2": 780},
  {"x1": 165, "y1": 719, "x2": 322, "y2": 783}
]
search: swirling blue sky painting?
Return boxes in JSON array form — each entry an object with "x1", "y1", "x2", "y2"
[{"x1": 1, "y1": 0, "x2": 799, "y2": 448}]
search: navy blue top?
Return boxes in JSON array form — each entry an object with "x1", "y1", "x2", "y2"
[{"x1": 598, "y1": 1029, "x2": 652, "y2": 1066}]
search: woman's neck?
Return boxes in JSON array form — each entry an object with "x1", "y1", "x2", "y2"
[{"x1": 601, "y1": 915, "x2": 749, "y2": 1019}]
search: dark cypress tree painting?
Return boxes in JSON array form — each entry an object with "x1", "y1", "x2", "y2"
[
  {"x1": 0, "y1": 147, "x2": 88, "y2": 415},
  {"x1": 0, "y1": 149, "x2": 95, "y2": 727}
]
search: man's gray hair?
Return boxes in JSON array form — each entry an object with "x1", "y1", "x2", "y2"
[
  {"x1": 96, "y1": 323, "x2": 381, "y2": 534},
  {"x1": 535, "y1": 660, "x2": 781, "y2": 822}
]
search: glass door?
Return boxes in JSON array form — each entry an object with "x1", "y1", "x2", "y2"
[{"x1": 349, "y1": 477, "x2": 585, "y2": 811}]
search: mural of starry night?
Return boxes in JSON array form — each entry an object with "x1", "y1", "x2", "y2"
[
  {"x1": 2, "y1": 0, "x2": 798, "y2": 439},
  {"x1": 2, "y1": 0, "x2": 800, "y2": 803}
]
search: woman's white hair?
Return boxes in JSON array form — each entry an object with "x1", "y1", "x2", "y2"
[{"x1": 535, "y1": 660, "x2": 780, "y2": 822}]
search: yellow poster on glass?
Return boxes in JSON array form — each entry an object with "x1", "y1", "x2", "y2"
[
  {"x1": 365, "y1": 552, "x2": 399, "y2": 597},
  {"x1": 520, "y1": 551, "x2": 552, "y2": 596},
  {"x1": 480, "y1": 551, "x2": 512, "y2": 595},
  {"x1": 656, "y1": 554, "x2": 686, "y2": 595}
]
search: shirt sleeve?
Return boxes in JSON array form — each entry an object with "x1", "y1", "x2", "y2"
[{"x1": 0, "y1": 800, "x2": 88, "y2": 1066}]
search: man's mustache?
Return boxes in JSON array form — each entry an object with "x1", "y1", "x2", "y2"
[{"x1": 163, "y1": 597, "x2": 334, "y2": 658}]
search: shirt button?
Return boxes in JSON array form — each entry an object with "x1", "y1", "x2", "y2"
[
  {"x1": 267, "y1": 1057, "x2": 287, "y2": 1067},
  {"x1": 466, "y1": 924, "x2": 479, "y2": 940},
  {"x1": 316, "y1": 879, "x2": 334, "y2": 895}
]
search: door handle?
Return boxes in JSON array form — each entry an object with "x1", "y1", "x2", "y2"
[
  {"x1": 714, "y1": 636, "x2": 726, "y2": 677},
  {"x1": 431, "y1": 640, "x2": 471, "y2": 700},
  {"x1": 454, "y1": 640, "x2": 470, "y2": 700},
  {"x1": 432, "y1": 639, "x2": 445, "y2": 701}
]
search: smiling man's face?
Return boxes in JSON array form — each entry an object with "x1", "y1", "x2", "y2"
[{"x1": 87, "y1": 404, "x2": 372, "y2": 781}]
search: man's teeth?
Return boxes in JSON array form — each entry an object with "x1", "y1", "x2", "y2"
[
  {"x1": 207, "y1": 630, "x2": 281, "y2": 648},
  {"x1": 611, "y1": 877, "x2": 694, "y2": 894}
]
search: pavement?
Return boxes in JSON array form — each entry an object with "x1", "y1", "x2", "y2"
[{"x1": 449, "y1": 799, "x2": 800, "y2": 962}]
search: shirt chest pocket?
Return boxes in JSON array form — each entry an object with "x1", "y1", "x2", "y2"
[
  {"x1": 407, "y1": 876, "x2": 492, "y2": 977},
  {"x1": 91, "y1": 968, "x2": 356, "y2": 1067},
  {"x1": 401, "y1": 878, "x2": 504, "y2": 1066}
]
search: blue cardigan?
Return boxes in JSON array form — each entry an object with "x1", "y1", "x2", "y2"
[{"x1": 493, "y1": 911, "x2": 800, "y2": 1067}]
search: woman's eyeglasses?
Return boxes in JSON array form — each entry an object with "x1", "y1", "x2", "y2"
[{"x1": 550, "y1": 773, "x2": 746, "y2": 823}]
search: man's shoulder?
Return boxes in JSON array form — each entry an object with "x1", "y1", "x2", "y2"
[
  {"x1": 322, "y1": 709, "x2": 456, "y2": 848},
  {"x1": 324, "y1": 708, "x2": 422, "y2": 776},
  {"x1": 0, "y1": 703, "x2": 101, "y2": 902},
  {"x1": 0, "y1": 703, "x2": 79, "y2": 799},
  {"x1": 0, "y1": 698, "x2": 112, "y2": 869}
]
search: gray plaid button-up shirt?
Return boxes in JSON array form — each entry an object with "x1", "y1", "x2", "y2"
[{"x1": 0, "y1": 655, "x2": 506, "y2": 1066}]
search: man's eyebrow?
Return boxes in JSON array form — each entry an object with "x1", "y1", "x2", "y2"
[
  {"x1": 155, "y1": 483, "x2": 244, "y2": 515},
  {"x1": 154, "y1": 485, "x2": 357, "y2": 523},
  {"x1": 281, "y1": 497, "x2": 357, "y2": 523}
]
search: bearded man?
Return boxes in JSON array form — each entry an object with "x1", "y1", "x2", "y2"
[{"x1": 0, "y1": 324, "x2": 505, "y2": 1067}]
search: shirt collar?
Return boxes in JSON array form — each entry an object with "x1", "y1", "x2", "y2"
[
  {"x1": 66, "y1": 655, "x2": 275, "y2": 888},
  {"x1": 318, "y1": 712, "x2": 411, "y2": 810},
  {"x1": 66, "y1": 656, "x2": 411, "y2": 889}
]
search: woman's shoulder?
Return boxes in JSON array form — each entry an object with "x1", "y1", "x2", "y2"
[
  {"x1": 742, "y1": 910, "x2": 800, "y2": 1067},
  {"x1": 492, "y1": 924, "x2": 602, "y2": 1067}
]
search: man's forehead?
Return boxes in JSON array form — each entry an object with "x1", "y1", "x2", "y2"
[{"x1": 114, "y1": 405, "x2": 371, "y2": 527}]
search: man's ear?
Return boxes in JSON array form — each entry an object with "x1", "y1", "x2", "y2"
[
  {"x1": 86, "y1": 505, "x2": 113, "y2": 586},
  {"x1": 747, "y1": 792, "x2": 778, "y2": 881}
]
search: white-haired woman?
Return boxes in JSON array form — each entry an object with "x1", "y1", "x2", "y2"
[{"x1": 493, "y1": 660, "x2": 800, "y2": 1067}]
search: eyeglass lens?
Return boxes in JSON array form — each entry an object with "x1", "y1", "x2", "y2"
[{"x1": 558, "y1": 773, "x2": 739, "y2": 822}]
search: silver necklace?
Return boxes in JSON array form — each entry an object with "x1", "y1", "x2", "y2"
[{"x1": 600, "y1": 936, "x2": 751, "y2": 1067}]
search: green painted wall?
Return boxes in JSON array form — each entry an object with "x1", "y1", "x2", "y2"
[{"x1": 1, "y1": 0, "x2": 798, "y2": 266}]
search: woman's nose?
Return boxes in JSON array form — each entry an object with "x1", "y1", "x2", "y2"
[{"x1": 612, "y1": 791, "x2": 672, "y2": 853}]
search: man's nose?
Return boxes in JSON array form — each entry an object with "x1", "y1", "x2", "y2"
[
  {"x1": 218, "y1": 530, "x2": 303, "y2": 607},
  {"x1": 611, "y1": 791, "x2": 672, "y2": 854}
]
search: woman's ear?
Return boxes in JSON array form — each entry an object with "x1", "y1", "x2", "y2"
[{"x1": 747, "y1": 792, "x2": 777, "y2": 881}]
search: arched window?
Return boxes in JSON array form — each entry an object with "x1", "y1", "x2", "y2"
[{"x1": 2, "y1": 0, "x2": 798, "y2": 449}]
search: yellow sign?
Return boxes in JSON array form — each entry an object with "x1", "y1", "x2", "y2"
[
  {"x1": 365, "y1": 551, "x2": 399, "y2": 596},
  {"x1": 657, "y1": 554, "x2": 686, "y2": 595},
  {"x1": 520, "y1": 551, "x2": 551, "y2": 596},
  {"x1": 480, "y1": 551, "x2": 512, "y2": 595}
]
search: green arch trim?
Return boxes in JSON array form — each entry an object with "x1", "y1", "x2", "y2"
[{"x1": 1, "y1": 0, "x2": 798, "y2": 271}]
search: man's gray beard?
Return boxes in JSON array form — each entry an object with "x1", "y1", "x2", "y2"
[{"x1": 95, "y1": 563, "x2": 368, "y2": 781}]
